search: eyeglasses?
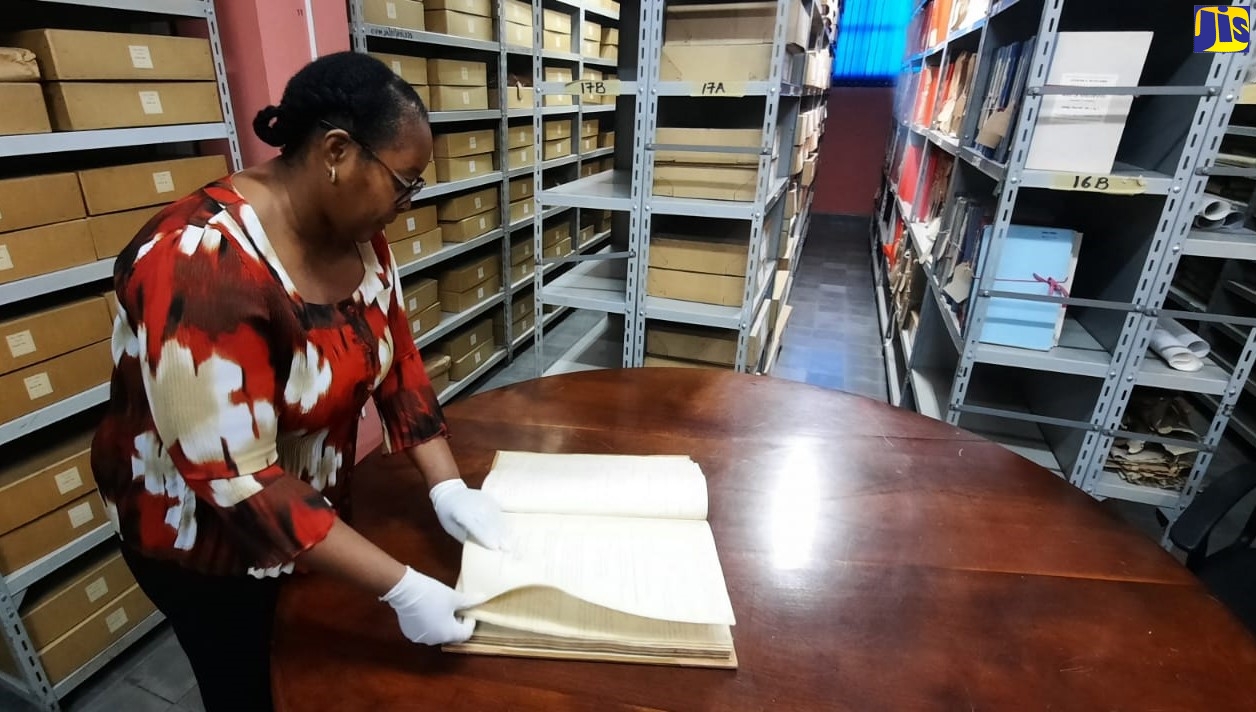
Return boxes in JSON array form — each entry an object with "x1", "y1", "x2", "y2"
[{"x1": 319, "y1": 119, "x2": 425, "y2": 205}]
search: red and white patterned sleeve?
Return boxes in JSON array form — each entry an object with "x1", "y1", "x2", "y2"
[
  {"x1": 115, "y1": 216, "x2": 336, "y2": 572},
  {"x1": 372, "y1": 241, "x2": 448, "y2": 453}
]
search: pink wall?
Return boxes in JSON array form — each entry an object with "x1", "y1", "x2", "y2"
[
  {"x1": 812, "y1": 86, "x2": 895, "y2": 217},
  {"x1": 215, "y1": 0, "x2": 350, "y2": 167}
]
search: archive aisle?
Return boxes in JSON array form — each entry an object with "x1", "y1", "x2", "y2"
[
  {"x1": 873, "y1": 0, "x2": 1256, "y2": 531},
  {"x1": 0, "y1": 1, "x2": 242, "y2": 709}
]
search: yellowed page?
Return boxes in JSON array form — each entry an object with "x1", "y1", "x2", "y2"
[
  {"x1": 458, "y1": 513, "x2": 735, "y2": 626},
  {"x1": 482, "y1": 451, "x2": 708, "y2": 520}
]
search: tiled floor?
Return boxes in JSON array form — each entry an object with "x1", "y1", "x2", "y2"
[{"x1": 3, "y1": 215, "x2": 1246, "y2": 709}]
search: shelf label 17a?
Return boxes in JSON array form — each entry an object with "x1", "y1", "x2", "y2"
[
  {"x1": 562, "y1": 80, "x2": 623, "y2": 95},
  {"x1": 690, "y1": 81, "x2": 748, "y2": 97},
  {"x1": 1050, "y1": 173, "x2": 1147, "y2": 194}
]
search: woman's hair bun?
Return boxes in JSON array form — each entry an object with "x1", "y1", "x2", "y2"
[{"x1": 253, "y1": 105, "x2": 288, "y2": 148}]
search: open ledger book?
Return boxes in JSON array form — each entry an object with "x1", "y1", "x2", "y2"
[{"x1": 444, "y1": 451, "x2": 738, "y2": 668}]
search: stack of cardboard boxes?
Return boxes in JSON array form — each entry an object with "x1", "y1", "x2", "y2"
[
  {"x1": 509, "y1": 233, "x2": 535, "y2": 286},
  {"x1": 644, "y1": 319, "x2": 766, "y2": 371},
  {"x1": 543, "y1": 65, "x2": 574, "y2": 107},
  {"x1": 502, "y1": 0, "x2": 532, "y2": 48},
  {"x1": 506, "y1": 176, "x2": 534, "y2": 228},
  {"x1": 364, "y1": 0, "x2": 426, "y2": 30},
  {"x1": 494, "y1": 288, "x2": 536, "y2": 344},
  {"x1": 646, "y1": 225, "x2": 750, "y2": 308},
  {"x1": 385, "y1": 203, "x2": 440, "y2": 266},
  {"x1": 425, "y1": 352, "x2": 452, "y2": 394},
  {"x1": 0, "y1": 46, "x2": 47, "y2": 136},
  {"x1": 601, "y1": 26, "x2": 619, "y2": 63},
  {"x1": 541, "y1": 220, "x2": 573, "y2": 260},
  {"x1": 652, "y1": 127, "x2": 765, "y2": 202},
  {"x1": 3, "y1": 29, "x2": 220, "y2": 132},
  {"x1": 542, "y1": 119, "x2": 573, "y2": 164},
  {"x1": 0, "y1": 543, "x2": 157, "y2": 686},
  {"x1": 542, "y1": 9, "x2": 574, "y2": 53},
  {"x1": 403, "y1": 276, "x2": 441, "y2": 340},
  {"x1": 581, "y1": 21, "x2": 602, "y2": 59},
  {"x1": 436, "y1": 316, "x2": 496, "y2": 381},
  {"x1": 437, "y1": 183, "x2": 500, "y2": 244},
  {"x1": 373, "y1": 51, "x2": 432, "y2": 109},
  {"x1": 432, "y1": 126, "x2": 496, "y2": 187},
  {"x1": 577, "y1": 119, "x2": 599, "y2": 157},
  {"x1": 658, "y1": 1, "x2": 805, "y2": 83},
  {"x1": 438, "y1": 252, "x2": 501, "y2": 314},
  {"x1": 428, "y1": 58, "x2": 489, "y2": 112},
  {"x1": 424, "y1": 0, "x2": 494, "y2": 42},
  {"x1": 506, "y1": 123, "x2": 535, "y2": 172}
]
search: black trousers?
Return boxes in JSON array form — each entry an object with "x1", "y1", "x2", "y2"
[{"x1": 121, "y1": 546, "x2": 283, "y2": 712}]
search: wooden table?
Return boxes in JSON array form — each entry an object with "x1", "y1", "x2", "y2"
[{"x1": 272, "y1": 370, "x2": 1256, "y2": 711}]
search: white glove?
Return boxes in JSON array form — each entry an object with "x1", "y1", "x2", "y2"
[
  {"x1": 380, "y1": 566, "x2": 475, "y2": 645},
  {"x1": 430, "y1": 479, "x2": 506, "y2": 549}
]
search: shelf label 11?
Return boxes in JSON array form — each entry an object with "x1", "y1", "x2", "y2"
[
  {"x1": 562, "y1": 80, "x2": 623, "y2": 95},
  {"x1": 690, "y1": 81, "x2": 748, "y2": 97},
  {"x1": 1050, "y1": 173, "x2": 1147, "y2": 194}
]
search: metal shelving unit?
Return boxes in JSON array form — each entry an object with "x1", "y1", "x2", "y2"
[
  {"x1": 528, "y1": 0, "x2": 834, "y2": 375},
  {"x1": 0, "y1": 1, "x2": 244, "y2": 708},
  {"x1": 874, "y1": 0, "x2": 1256, "y2": 537}
]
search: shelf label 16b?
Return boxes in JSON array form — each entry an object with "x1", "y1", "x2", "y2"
[
  {"x1": 562, "y1": 80, "x2": 623, "y2": 95},
  {"x1": 1050, "y1": 173, "x2": 1147, "y2": 194}
]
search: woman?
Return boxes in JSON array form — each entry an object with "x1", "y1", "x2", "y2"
[{"x1": 90, "y1": 52, "x2": 503, "y2": 711}]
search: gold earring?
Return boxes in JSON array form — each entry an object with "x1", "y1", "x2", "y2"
[{"x1": 329, "y1": 166, "x2": 338, "y2": 184}]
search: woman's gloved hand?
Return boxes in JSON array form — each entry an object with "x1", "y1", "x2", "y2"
[
  {"x1": 429, "y1": 479, "x2": 507, "y2": 549},
  {"x1": 380, "y1": 566, "x2": 474, "y2": 645}
]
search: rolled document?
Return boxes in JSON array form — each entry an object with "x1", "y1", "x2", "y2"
[
  {"x1": 1158, "y1": 316, "x2": 1210, "y2": 357},
  {"x1": 1200, "y1": 193, "x2": 1233, "y2": 221},
  {"x1": 1149, "y1": 327, "x2": 1203, "y2": 372}
]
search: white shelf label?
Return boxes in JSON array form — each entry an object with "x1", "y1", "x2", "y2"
[
  {"x1": 24, "y1": 372, "x2": 52, "y2": 400},
  {"x1": 690, "y1": 81, "x2": 747, "y2": 97},
  {"x1": 152, "y1": 171, "x2": 175, "y2": 194},
  {"x1": 54, "y1": 467, "x2": 83, "y2": 495},
  {"x1": 1054, "y1": 73, "x2": 1118, "y2": 117},
  {"x1": 106, "y1": 607, "x2": 129, "y2": 634},
  {"x1": 139, "y1": 90, "x2": 164, "y2": 115},
  {"x1": 6, "y1": 330, "x2": 36, "y2": 358},
  {"x1": 68, "y1": 501, "x2": 94, "y2": 528},
  {"x1": 386, "y1": 2, "x2": 398, "y2": 19},
  {"x1": 85, "y1": 577, "x2": 110, "y2": 603},
  {"x1": 1050, "y1": 173, "x2": 1147, "y2": 194},
  {"x1": 0, "y1": 245, "x2": 13, "y2": 272},
  {"x1": 129, "y1": 45, "x2": 154, "y2": 70}
]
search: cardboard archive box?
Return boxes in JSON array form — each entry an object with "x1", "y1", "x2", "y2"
[
  {"x1": 364, "y1": 0, "x2": 426, "y2": 30},
  {"x1": 0, "y1": 298, "x2": 111, "y2": 375}
]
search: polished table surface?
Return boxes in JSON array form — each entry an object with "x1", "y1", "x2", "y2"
[{"x1": 272, "y1": 370, "x2": 1256, "y2": 711}]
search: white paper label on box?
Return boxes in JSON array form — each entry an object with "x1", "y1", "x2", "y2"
[
  {"x1": 54, "y1": 467, "x2": 84, "y2": 495},
  {"x1": 467, "y1": 17, "x2": 475, "y2": 32},
  {"x1": 412, "y1": 319, "x2": 422, "y2": 333},
  {"x1": 476, "y1": 286, "x2": 485, "y2": 299},
  {"x1": 1054, "y1": 73, "x2": 1118, "y2": 117},
  {"x1": 386, "y1": 1, "x2": 398, "y2": 19},
  {"x1": 474, "y1": 351, "x2": 482, "y2": 364},
  {"x1": 106, "y1": 608, "x2": 129, "y2": 634},
  {"x1": 412, "y1": 240, "x2": 423, "y2": 255},
  {"x1": 408, "y1": 298, "x2": 418, "y2": 312},
  {"x1": 0, "y1": 245, "x2": 13, "y2": 272},
  {"x1": 470, "y1": 334, "x2": 478, "y2": 346},
  {"x1": 129, "y1": 45, "x2": 154, "y2": 70},
  {"x1": 139, "y1": 90, "x2": 164, "y2": 115},
  {"x1": 476, "y1": 267, "x2": 485, "y2": 280},
  {"x1": 469, "y1": 137, "x2": 478, "y2": 149},
  {"x1": 391, "y1": 60, "x2": 403, "y2": 76},
  {"x1": 473, "y1": 196, "x2": 482, "y2": 208},
  {"x1": 406, "y1": 217, "x2": 417, "y2": 232},
  {"x1": 85, "y1": 577, "x2": 110, "y2": 603},
  {"x1": 461, "y1": 67, "x2": 470, "y2": 81},
  {"x1": 6, "y1": 330, "x2": 36, "y2": 358},
  {"x1": 469, "y1": 159, "x2": 478, "y2": 173},
  {"x1": 24, "y1": 372, "x2": 52, "y2": 400},
  {"x1": 152, "y1": 171, "x2": 176, "y2": 194},
  {"x1": 462, "y1": 91, "x2": 471, "y2": 105},
  {"x1": 524, "y1": 203, "x2": 531, "y2": 215},
  {"x1": 478, "y1": 217, "x2": 486, "y2": 230},
  {"x1": 68, "y1": 501, "x2": 94, "y2": 528}
]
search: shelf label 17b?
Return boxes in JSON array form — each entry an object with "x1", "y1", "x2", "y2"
[
  {"x1": 562, "y1": 80, "x2": 623, "y2": 95},
  {"x1": 1050, "y1": 173, "x2": 1147, "y2": 194}
]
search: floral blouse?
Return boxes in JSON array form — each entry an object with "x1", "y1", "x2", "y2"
[{"x1": 91, "y1": 179, "x2": 446, "y2": 577}]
